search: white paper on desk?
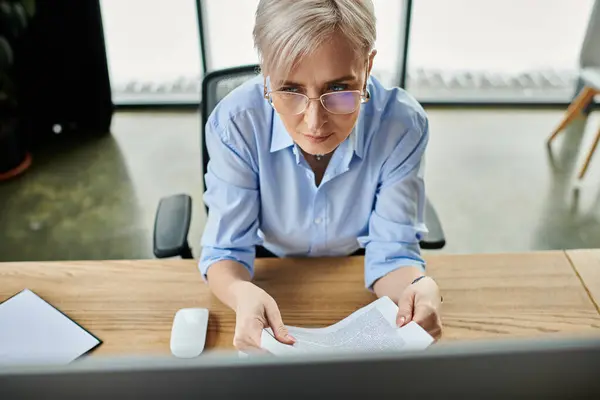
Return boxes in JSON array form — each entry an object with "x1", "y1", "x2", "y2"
[
  {"x1": 0, "y1": 289, "x2": 101, "y2": 367},
  {"x1": 254, "y1": 296, "x2": 433, "y2": 356}
]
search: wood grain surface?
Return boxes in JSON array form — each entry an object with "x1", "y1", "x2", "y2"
[
  {"x1": 1, "y1": 251, "x2": 599, "y2": 356},
  {"x1": 566, "y1": 249, "x2": 600, "y2": 314}
]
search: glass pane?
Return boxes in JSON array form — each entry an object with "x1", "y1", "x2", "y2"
[
  {"x1": 100, "y1": 0, "x2": 202, "y2": 104},
  {"x1": 203, "y1": 0, "x2": 407, "y2": 88},
  {"x1": 202, "y1": 0, "x2": 259, "y2": 70},
  {"x1": 372, "y1": 0, "x2": 408, "y2": 88},
  {"x1": 407, "y1": 0, "x2": 595, "y2": 102}
]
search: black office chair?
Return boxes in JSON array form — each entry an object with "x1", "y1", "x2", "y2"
[{"x1": 153, "y1": 65, "x2": 446, "y2": 259}]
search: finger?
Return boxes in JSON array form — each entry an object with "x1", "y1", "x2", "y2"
[
  {"x1": 234, "y1": 318, "x2": 265, "y2": 351},
  {"x1": 413, "y1": 304, "x2": 435, "y2": 326},
  {"x1": 422, "y1": 320, "x2": 443, "y2": 341},
  {"x1": 234, "y1": 338, "x2": 271, "y2": 355},
  {"x1": 247, "y1": 318, "x2": 266, "y2": 348},
  {"x1": 234, "y1": 337, "x2": 263, "y2": 352},
  {"x1": 239, "y1": 340, "x2": 271, "y2": 354},
  {"x1": 396, "y1": 290, "x2": 416, "y2": 327},
  {"x1": 264, "y1": 301, "x2": 296, "y2": 345},
  {"x1": 430, "y1": 324, "x2": 443, "y2": 341},
  {"x1": 413, "y1": 305, "x2": 441, "y2": 337}
]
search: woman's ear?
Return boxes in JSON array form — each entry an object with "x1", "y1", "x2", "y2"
[
  {"x1": 362, "y1": 50, "x2": 377, "y2": 94},
  {"x1": 367, "y1": 49, "x2": 377, "y2": 76}
]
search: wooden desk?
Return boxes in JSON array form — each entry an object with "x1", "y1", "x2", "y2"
[
  {"x1": 566, "y1": 249, "x2": 600, "y2": 314},
  {"x1": 1, "y1": 252, "x2": 599, "y2": 356}
]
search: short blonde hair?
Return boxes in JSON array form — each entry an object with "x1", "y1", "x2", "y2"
[{"x1": 253, "y1": 0, "x2": 376, "y2": 80}]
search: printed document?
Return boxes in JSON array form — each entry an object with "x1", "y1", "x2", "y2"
[{"x1": 257, "y1": 296, "x2": 433, "y2": 355}]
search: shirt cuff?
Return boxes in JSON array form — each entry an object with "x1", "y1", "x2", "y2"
[
  {"x1": 363, "y1": 241, "x2": 426, "y2": 290},
  {"x1": 364, "y1": 260, "x2": 426, "y2": 291},
  {"x1": 199, "y1": 246, "x2": 255, "y2": 281}
]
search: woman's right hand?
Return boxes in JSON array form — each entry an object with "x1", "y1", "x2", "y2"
[{"x1": 230, "y1": 281, "x2": 296, "y2": 351}]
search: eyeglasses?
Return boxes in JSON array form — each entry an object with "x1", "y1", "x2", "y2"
[{"x1": 264, "y1": 89, "x2": 370, "y2": 115}]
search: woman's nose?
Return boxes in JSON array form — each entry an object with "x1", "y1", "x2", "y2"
[{"x1": 304, "y1": 99, "x2": 327, "y2": 133}]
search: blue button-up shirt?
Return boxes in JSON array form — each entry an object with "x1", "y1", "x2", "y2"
[{"x1": 200, "y1": 75, "x2": 428, "y2": 289}]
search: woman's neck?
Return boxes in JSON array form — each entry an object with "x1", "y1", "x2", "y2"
[{"x1": 301, "y1": 149, "x2": 334, "y2": 186}]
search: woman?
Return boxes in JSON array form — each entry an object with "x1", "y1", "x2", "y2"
[{"x1": 200, "y1": 0, "x2": 442, "y2": 351}]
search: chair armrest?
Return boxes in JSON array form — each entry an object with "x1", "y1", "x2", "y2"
[
  {"x1": 420, "y1": 197, "x2": 446, "y2": 250},
  {"x1": 153, "y1": 194, "x2": 193, "y2": 258}
]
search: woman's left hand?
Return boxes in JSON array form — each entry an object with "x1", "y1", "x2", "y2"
[{"x1": 396, "y1": 276, "x2": 443, "y2": 340}]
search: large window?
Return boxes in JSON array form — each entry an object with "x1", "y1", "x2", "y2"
[
  {"x1": 101, "y1": 0, "x2": 409, "y2": 105},
  {"x1": 100, "y1": 0, "x2": 594, "y2": 105},
  {"x1": 201, "y1": 0, "x2": 259, "y2": 70},
  {"x1": 201, "y1": 0, "x2": 409, "y2": 88},
  {"x1": 100, "y1": 0, "x2": 202, "y2": 104},
  {"x1": 406, "y1": 0, "x2": 595, "y2": 102},
  {"x1": 371, "y1": 0, "x2": 409, "y2": 87}
]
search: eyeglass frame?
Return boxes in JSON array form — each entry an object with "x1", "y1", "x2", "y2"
[
  {"x1": 262, "y1": 54, "x2": 375, "y2": 115},
  {"x1": 263, "y1": 86, "x2": 371, "y2": 115}
]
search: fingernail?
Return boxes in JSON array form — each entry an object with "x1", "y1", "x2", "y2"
[
  {"x1": 286, "y1": 334, "x2": 296, "y2": 343},
  {"x1": 397, "y1": 317, "x2": 406, "y2": 327}
]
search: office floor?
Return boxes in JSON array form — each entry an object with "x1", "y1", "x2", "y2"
[{"x1": 1, "y1": 108, "x2": 599, "y2": 262}]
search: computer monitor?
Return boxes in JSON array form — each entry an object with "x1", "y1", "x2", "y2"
[{"x1": 1, "y1": 336, "x2": 599, "y2": 399}]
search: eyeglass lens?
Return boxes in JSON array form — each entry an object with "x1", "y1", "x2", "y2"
[{"x1": 270, "y1": 91, "x2": 361, "y2": 115}]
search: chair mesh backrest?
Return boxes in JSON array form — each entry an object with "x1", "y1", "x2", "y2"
[
  {"x1": 580, "y1": 0, "x2": 600, "y2": 68},
  {"x1": 202, "y1": 66, "x2": 259, "y2": 132},
  {"x1": 201, "y1": 65, "x2": 260, "y2": 196},
  {"x1": 204, "y1": 74, "x2": 258, "y2": 116}
]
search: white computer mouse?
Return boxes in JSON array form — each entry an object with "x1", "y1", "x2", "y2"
[{"x1": 170, "y1": 308, "x2": 209, "y2": 358}]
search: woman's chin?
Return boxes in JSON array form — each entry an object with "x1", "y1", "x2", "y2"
[
  {"x1": 300, "y1": 144, "x2": 333, "y2": 156},
  {"x1": 297, "y1": 139, "x2": 337, "y2": 156}
]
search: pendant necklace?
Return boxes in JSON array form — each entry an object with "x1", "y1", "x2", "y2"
[{"x1": 315, "y1": 154, "x2": 324, "y2": 161}]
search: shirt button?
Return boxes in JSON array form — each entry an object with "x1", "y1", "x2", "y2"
[{"x1": 314, "y1": 217, "x2": 322, "y2": 225}]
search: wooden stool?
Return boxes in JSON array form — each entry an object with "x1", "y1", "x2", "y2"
[{"x1": 547, "y1": 86, "x2": 599, "y2": 179}]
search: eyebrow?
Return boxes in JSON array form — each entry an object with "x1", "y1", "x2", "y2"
[{"x1": 280, "y1": 75, "x2": 359, "y2": 87}]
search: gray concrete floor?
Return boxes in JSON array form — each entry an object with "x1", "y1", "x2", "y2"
[
  {"x1": 0, "y1": 108, "x2": 599, "y2": 262},
  {"x1": 425, "y1": 108, "x2": 600, "y2": 254}
]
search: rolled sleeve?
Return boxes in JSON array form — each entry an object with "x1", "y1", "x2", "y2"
[
  {"x1": 199, "y1": 115, "x2": 261, "y2": 279},
  {"x1": 200, "y1": 246, "x2": 255, "y2": 279},
  {"x1": 358, "y1": 113, "x2": 429, "y2": 289}
]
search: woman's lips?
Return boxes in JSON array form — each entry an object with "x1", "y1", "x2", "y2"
[{"x1": 303, "y1": 133, "x2": 333, "y2": 143}]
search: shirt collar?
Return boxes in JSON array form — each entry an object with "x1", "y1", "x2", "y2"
[
  {"x1": 351, "y1": 76, "x2": 373, "y2": 160},
  {"x1": 270, "y1": 113, "x2": 294, "y2": 153},
  {"x1": 352, "y1": 110, "x2": 365, "y2": 159}
]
